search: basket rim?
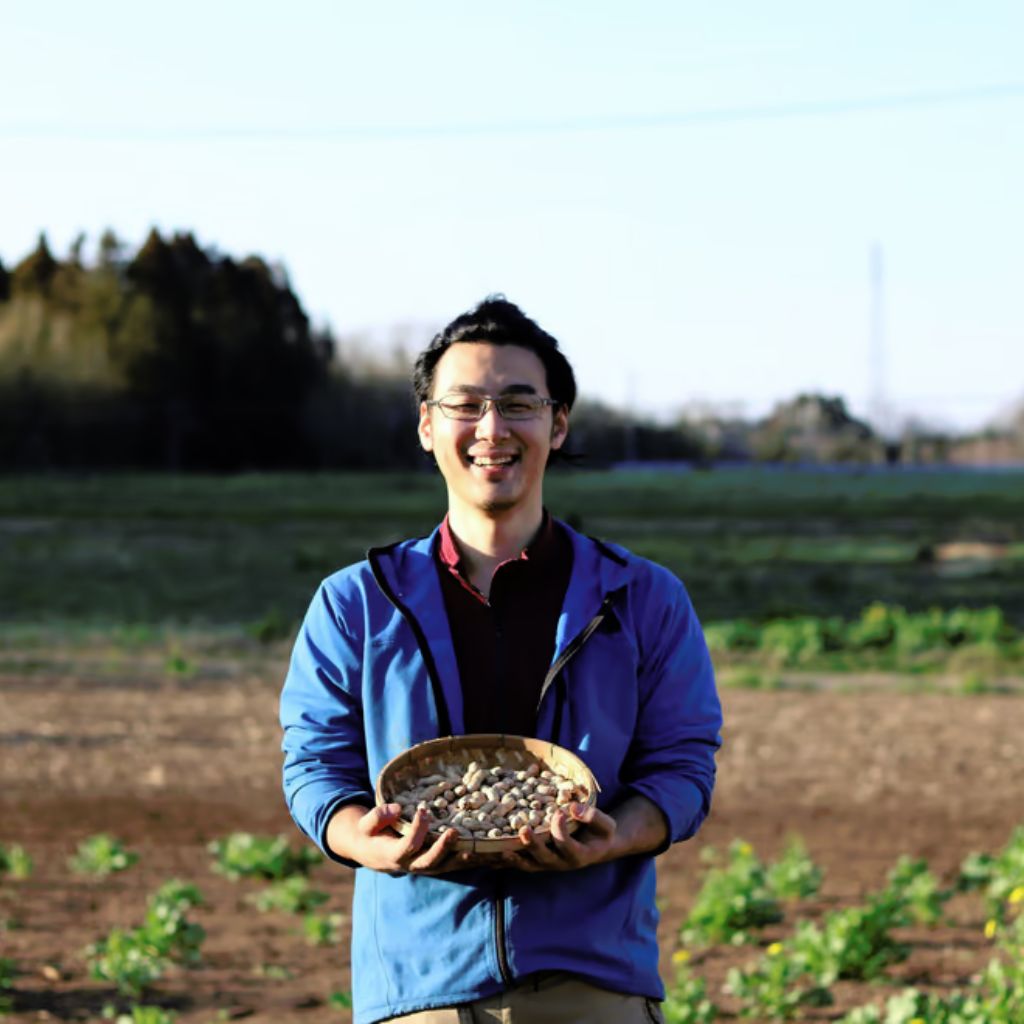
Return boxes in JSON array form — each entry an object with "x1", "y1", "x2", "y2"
[{"x1": 374, "y1": 733, "x2": 599, "y2": 854}]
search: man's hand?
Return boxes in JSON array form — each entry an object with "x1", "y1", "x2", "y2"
[
  {"x1": 326, "y1": 803, "x2": 494, "y2": 876},
  {"x1": 502, "y1": 794, "x2": 669, "y2": 873},
  {"x1": 501, "y1": 803, "x2": 617, "y2": 872}
]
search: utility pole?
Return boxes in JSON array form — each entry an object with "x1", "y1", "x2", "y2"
[{"x1": 869, "y1": 242, "x2": 888, "y2": 440}]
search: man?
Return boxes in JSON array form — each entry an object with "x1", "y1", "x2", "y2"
[{"x1": 280, "y1": 297, "x2": 722, "y2": 1024}]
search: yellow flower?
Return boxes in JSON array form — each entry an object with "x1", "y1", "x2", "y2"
[
  {"x1": 766, "y1": 942, "x2": 783, "y2": 957},
  {"x1": 1009, "y1": 886, "x2": 1024, "y2": 905},
  {"x1": 984, "y1": 919, "x2": 998, "y2": 939},
  {"x1": 909, "y1": 1018, "x2": 925, "y2": 1024},
  {"x1": 736, "y1": 841, "x2": 753, "y2": 856},
  {"x1": 672, "y1": 949, "x2": 691, "y2": 964}
]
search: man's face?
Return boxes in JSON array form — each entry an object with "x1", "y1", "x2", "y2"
[{"x1": 418, "y1": 342, "x2": 568, "y2": 518}]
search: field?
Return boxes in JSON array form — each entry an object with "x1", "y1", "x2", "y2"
[{"x1": 2, "y1": 468, "x2": 1023, "y2": 1023}]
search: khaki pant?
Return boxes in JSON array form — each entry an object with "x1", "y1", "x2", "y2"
[{"x1": 384, "y1": 973, "x2": 664, "y2": 1024}]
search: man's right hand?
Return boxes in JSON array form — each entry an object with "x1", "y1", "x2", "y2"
[{"x1": 326, "y1": 803, "x2": 479, "y2": 875}]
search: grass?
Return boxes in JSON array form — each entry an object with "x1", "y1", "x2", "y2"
[{"x1": 3, "y1": 468, "x2": 1023, "y2": 631}]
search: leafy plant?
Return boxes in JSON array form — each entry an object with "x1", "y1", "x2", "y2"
[
  {"x1": 957, "y1": 827, "x2": 1024, "y2": 921},
  {"x1": 142, "y1": 881, "x2": 205, "y2": 963},
  {"x1": 303, "y1": 912, "x2": 346, "y2": 946},
  {"x1": 0, "y1": 843, "x2": 32, "y2": 879},
  {"x1": 0, "y1": 957, "x2": 17, "y2": 1014},
  {"x1": 680, "y1": 840, "x2": 782, "y2": 947},
  {"x1": 882, "y1": 856, "x2": 950, "y2": 926},
  {"x1": 327, "y1": 990, "x2": 353, "y2": 1010},
  {"x1": 109, "y1": 1006, "x2": 177, "y2": 1024},
  {"x1": 249, "y1": 876, "x2": 328, "y2": 915},
  {"x1": 87, "y1": 929, "x2": 165, "y2": 997},
  {"x1": 789, "y1": 889, "x2": 910, "y2": 986},
  {"x1": 725, "y1": 944, "x2": 830, "y2": 1020},
  {"x1": 662, "y1": 955, "x2": 717, "y2": 1023},
  {"x1": 208, "y1": 833, "x2": 320, "y2": 881},
  {"x1": 245, "y1": 608, "x2": 293, "y2": 644},
  {"x1": 86, "y1": 881, "x2": 205, "y2": 996},
  {"x1": 765, "y1": 836, "x2": 823, "y2": 901},
  {"x1": 70, "y1": 834, "x2": 139, "y2": 876},
  {"x1": 252, "y1": 962, "x2": 293, "y2": 980}
]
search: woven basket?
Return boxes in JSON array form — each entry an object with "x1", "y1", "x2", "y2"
[{"x1": 375, "y1": 734, "x2": 599, "y2": 854}]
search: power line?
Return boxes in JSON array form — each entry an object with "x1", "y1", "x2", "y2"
[{"x1": 2, "y1": 81, "x2": 1023, "y2": 143}]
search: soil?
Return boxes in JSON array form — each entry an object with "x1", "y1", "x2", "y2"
[{"x1": 2, "y1": 659, "x2": 1023, "y2": 1023}]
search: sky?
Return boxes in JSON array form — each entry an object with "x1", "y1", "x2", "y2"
[{"x1": 2, "y1": 1, "x2": 1022, "y2": 434}]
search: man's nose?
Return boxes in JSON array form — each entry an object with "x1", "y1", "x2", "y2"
[{"x1": 475, "y1": 402, "x2": 512, "y2": 438}]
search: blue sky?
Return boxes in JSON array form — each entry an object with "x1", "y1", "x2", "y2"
[{"x1": 2, "y1": 2, "x2": 1022, "y2": 433}]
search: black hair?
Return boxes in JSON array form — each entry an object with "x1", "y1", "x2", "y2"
[{"x1": 412, "y1": 295, "x2": 577, "y2": 410}]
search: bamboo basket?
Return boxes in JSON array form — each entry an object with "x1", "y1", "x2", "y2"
[{"x1": 375, "y1": 734, "x2": 599, "y2": 854}]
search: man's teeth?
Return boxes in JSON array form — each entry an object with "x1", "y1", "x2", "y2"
[{"x1": 472, "y1": 455, "x2": 515, "y2": 466}]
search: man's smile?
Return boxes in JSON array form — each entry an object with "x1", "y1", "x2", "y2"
[{"x1": 466, "y1": 450, "x2": 521, "y2": 468}]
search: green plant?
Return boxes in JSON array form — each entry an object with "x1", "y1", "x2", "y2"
[
  {"x1": 87, "y1": 928, "x2": 165, "y2": 997},
  {"x1": 0, "y1": 843, "x2": 32, "y2": 879},
  {"x1": 163, "y1": 651, "x2": 195, "y2": 678},
  {"x1": 958, "y1": 827, "x2": 1024, "y2": 921},
  {"x1": 327, "y1": 991, "x2": 353, "y2": 1010},
  {"x1": 725, "y1": 944, "x2": 831, "y2": 1020},
  {"x1": 141, "y1": 881, "x2": 205, "y2": 962},
  {"x1": 70, "y1": 834, "x2": 139, "y2": 876},
  {"x1": 249, "y1": 876, "x2": 328, "y2": 915},
  {"x1": 86, "y1": 881, "x2": 205, "y2": 996},
  {"x1": 662, "y1": 955, "x2": 717, "y2": 1023},
  {"x1": 208, "y1": 833, "x2": 320, "y2": 880},
  {"x1": 245, "y1": 608, "x2": 293, "y2": 644},
  {"x1": 765, "y1": 836, "x2": 823, "y2": 901},
  {"x1": 0, "y1": 957, "x2": 17, "y2": 1014},
  {"x1": 303, "y1": 912, "x2": 346, "y2": 946},
  {"x1": 790, "y1": 889, "x2": 910, "y2": 986},
  {"x1": 958, "y1": 671, "x2": 993, "y2": 695},
  {"x1": 111, "y1": 1007, "x2": 177, "y2": 1024},
  {"x1": 882, "y1": 856, "x2": 950, "y2": 926},
  {"x1": 252, "y1": 962, "x2": 293, "y2": 980},
  {"x1": 680, "y1": 840, "x2": 782, "y2": 947}
]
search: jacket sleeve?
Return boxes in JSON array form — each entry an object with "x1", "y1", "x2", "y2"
[
  {"x1": 620, "y1": 567, "x2": 722, "y2": 849},
  {"x1": 280, "y1": 579, "x2": 374, "y2": 867}
]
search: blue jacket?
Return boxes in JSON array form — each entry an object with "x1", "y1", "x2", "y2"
[{"x1": 280, "y1": 521, "x2": 722, "y2": 1024}]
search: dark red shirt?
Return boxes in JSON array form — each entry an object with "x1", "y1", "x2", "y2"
[{"x1": 435, "y1": 513, "x2": 574, "y2": 737}]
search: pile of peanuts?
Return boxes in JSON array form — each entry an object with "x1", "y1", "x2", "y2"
[{"x1": 391, "y1": 757, "x2": 589, "y2": 840}]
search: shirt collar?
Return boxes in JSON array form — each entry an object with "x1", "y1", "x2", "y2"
[{"x1": 437, "y1": 510, "x2": 558, "y2": 575}]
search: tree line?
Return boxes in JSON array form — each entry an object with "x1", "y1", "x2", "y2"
[
  {"x1": 0, "y1": 231, "x2": 705, "y2": 471},
  {"x1": 11, "y1": 230, "x2": 997, "y2": 472}
]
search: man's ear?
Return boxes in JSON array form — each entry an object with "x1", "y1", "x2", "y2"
[
  {"x1": 417, "y1": 402, "x2": 434, "y2": 453},
  {"x1": 550, "y1": 406, "x2": 569, "y2": 450}
]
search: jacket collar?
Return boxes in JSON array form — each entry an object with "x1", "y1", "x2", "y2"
[{"x1": 369, "y1": 520, "x2": 633, "y2": 734}]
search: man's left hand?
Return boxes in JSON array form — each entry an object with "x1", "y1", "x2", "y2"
[{"x1": 502, "y1": 802, "x2": 619, "y2": 872}]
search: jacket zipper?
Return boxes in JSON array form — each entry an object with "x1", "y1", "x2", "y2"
[
  {"x1": 491, "y1": 590, "x2": 623, "y2": 987},
  {"x1": 494, "y1": 878, "x2": 512, "y2": 985},
  {"x1": 536, "y1": 590, "x2": 623, "y2": 723}
]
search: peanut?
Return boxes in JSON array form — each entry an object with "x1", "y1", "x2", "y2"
[{"x1": 389, "y1": 753, "x2": 589, "y2": 841}]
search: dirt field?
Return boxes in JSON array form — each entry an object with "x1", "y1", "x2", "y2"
[{"x1": 2, "y1": 656, "x2": 1022, "y2": 1023}]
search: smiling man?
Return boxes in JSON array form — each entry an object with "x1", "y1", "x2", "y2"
[{"x1": 280, "y1": 297, "x2": 723, "y2": 1024}]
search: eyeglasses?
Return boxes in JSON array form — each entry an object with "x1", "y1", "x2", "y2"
[{"x1": 426, "y1": 393, "x2": 560, "y2": 421}]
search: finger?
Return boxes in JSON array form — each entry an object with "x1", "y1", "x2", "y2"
[
  {"x1": 407, "y1": 827, "x2": 460, "y2": 872},
  {"x1": 549, "y1": 809, "x2": 584, "y2": 854},
  {"x1": 517, "y1": 824, "x2": 566, "y2": 868},
  {"x1": 393, "y1": 809, "x2": 432, "y2": 861},
  {"x1": 570, "y1": 802, "x2": 616, "y2": 838},
  {"x1": 359, "y1": 803, "x2": 403, "y2": 837}
]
